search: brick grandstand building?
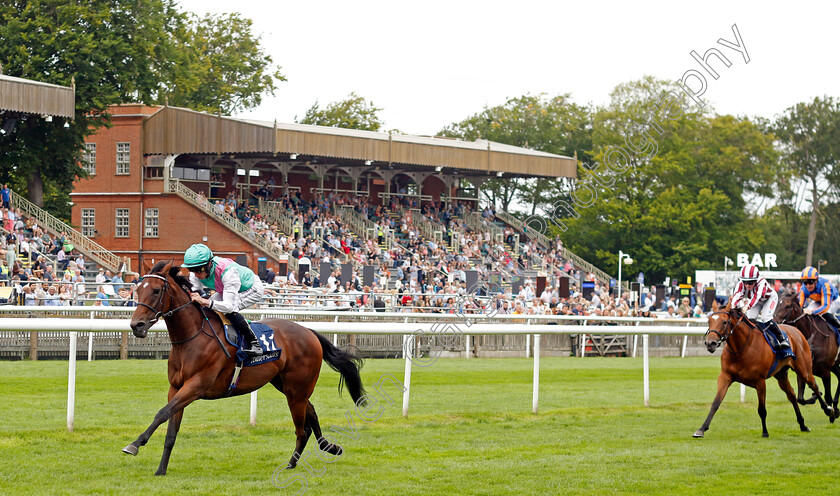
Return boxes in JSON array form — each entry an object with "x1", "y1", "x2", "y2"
[{"x1": 71, "y1": 104, "x2": 576, "y2": 274}]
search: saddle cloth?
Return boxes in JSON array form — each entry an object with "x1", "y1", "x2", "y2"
[
  {"x1": 218, "y1": 314, "x2": 281, "y2": 366},
  {"x1": 759, "y1": 325, "x2": 790, "y2": 354},
  {"x1": 821, "y1": 317, "x2": 840, "y2": 347}
]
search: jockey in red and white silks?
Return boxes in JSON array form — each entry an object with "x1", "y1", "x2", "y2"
[{"x1": 730, "y1": 265, "x2": 777, "y2": 323}]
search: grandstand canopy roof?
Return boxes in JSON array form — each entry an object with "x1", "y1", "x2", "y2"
[
  {"x1": 142, "y1": 106, "x2": 577, "y2": 179},
  {"x1": 0, "y1": 74, "x2": 75, "y2": 118}
]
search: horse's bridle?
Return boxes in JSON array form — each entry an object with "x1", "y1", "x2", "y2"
[
  {"x1": 705, "y1": 310, "x2": 748, "y2": 351},
  {"x1": 136, "y1": 273, "x2": 230, "y2": 354},
  {"x1": 136, "y1": 274, "x2": 195, "y2": 329},
  {"x1": 777, "y1": 298, "x2": 831, "y2": 339}
]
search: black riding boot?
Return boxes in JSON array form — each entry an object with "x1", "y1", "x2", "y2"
[
  {"x1": 764, "y1": 320, "x2": 791, "y2": 351},
  {"x1": 823, "y1": 312, "x2": 840, "y2": 331},
  {"x1": 227, "y1": 312, "x2": 263, "y2": 357}
]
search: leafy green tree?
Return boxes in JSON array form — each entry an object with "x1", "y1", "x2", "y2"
[
  {"x1": 439, "y1": 93, "x2": 591, "y2": 213},
  {"x1": 163, "y1": 12, "x2": 285, "y2": 114},
  {"x1": 549, "y1": 77, "x2": 778, "y2": 282},
  {"x1": 0, "y1": 1, "x2": 283, "y2": 213},
  {"x1": 0, "y1": 0, "x2": 182, "y2": 208},
  {"x1": 298, "y1": 92, "x2": 384, "y2": 131},
  {"x1": 773, "y1": 96, "x2": 840, "y2": 266}
]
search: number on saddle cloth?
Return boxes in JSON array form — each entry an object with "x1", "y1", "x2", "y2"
[{"x1": 228, "y1": 320, "x2": 281, "y2": 366}]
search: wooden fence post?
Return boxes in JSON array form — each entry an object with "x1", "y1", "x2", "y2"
[{"x1": 29, "y1": 331, "x2": 38, "y2": 360}]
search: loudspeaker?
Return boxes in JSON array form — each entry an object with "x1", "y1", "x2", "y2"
[
  {"x1": 341, "y1": 263, "x2": 353, "y2": 287},
  {"x1": 257, "y1": 257, "x2": 267, "y2": 280},
  {"x1": 704, "y1": 288, "x2": 716, "y2": 312},
  {"x1": 363, "y1": 264, "x2": 375, "y2": 287},
  {"x1": 465, "y1": 270, "x2": 478, "y2": 293},
  {"x1": 536, "y1": 276, "x2": 547, "y2": 296},
  {"x1": 236, "y1": 255, "x2": 248, "y2": 267},
  {"x1": 630, "y1": 282, "x2": 641, "y2": 304},
  {"x1": 582, "y1": 281, "x2": 594, "y2": 300},
  {"x1": 558, "y1": 277, "x2": 570, "y2": 298},
  {"x1": 512, "y1": 276, "x2": 524, "y2": 295},
  {"x1": 320, "y1": 262, "x2": 331, "y2": 285},
  {"x1": 655, "y1": 285, "x2": 666, "y2": 308}
]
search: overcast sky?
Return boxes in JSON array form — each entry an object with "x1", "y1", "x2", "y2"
[{"x1": 174, "y1": 0, "x2": 837, "y2": 136}]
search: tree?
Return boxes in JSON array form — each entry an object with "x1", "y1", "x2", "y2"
[
  {"x1": 0, "y1": 0, "x2": 182, "y2": 208},
  {"x1": 298, "y1": 92, "x2": 384, "y2": 131},
  {"x1": 163, "y1": 13, "x2": 285, "y2": 114},
  {"x1": 773, "y1": 96, "x2": 840, "y2": 266},
  {"x1": 439, "y1": 93, "x2": 591, "y2": 213},
  {"x1": 547, "y1": 77, "x2": 778, "y2": 281},
  {"x1": 0, "y1": 1, "x2": 284, "y2": 212}
]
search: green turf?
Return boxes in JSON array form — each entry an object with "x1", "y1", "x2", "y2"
[{"x1": 1, "y1": 357, "x2": 837, "y2": 495}]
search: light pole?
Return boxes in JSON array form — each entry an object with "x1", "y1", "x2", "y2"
[
  {"x1": 724, "y1": 257, "x2": 733, "y2": 273},
  {"x1": 617, "y1": 250, "x2": 633, "y2": 300},
  {"x1": 818, "y1": 260, "x2": 828, "y2": 273}
]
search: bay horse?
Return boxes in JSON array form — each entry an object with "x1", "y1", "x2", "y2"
[
  {"x1": 775, "y1": 290, "x2": 840, "y2": 412},
  {"x1": 693, "y1": 305, "x2": 834, "y2": 438},
  {"x1": 122, "y1": 261, "x2": 366, "y2": 475}
]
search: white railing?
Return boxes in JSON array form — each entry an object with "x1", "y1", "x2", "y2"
[
  {"x1": 170, "y1": 180, "x2": 284, "y2": 261},
  {"x1": 332, "y1": 204, "x2": 373, "y2": 243},
  {"x1": 0, "y1": 309, "x2": 707, "y2": 430},
  {"x1": 10, "y1": 190, "x2": 126, "y2": 273},
  {"x1": 258, "y1": 199, "x2": 294, "y2": 236}
]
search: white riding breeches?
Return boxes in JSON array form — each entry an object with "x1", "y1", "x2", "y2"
[{"x1": 746, "y1": 292, "x2": 777, "y2": 323}]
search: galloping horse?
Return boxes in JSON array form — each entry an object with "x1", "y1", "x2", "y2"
[
  {"x1": 694, "y1": 305, "x2": 833, "y2": 438},
  {"x1": 123, "y1": 261, "x2": 366, "y2": 475},
  {"x1": 775, "y1": 290, "x2": 840, "y2": 412}
]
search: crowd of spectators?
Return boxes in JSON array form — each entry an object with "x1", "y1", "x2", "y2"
[{"x1": 0, "y1": 202, "x2": 136, "y2": 306}]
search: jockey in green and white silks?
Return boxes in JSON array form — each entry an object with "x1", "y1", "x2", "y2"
[{"x1": 182, "y1": 243, "x2": 264, "y2": 357}]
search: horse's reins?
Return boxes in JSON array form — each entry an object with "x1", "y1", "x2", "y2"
[
  {"x1": 138, "y1": 273, "x2": 231, "y2": 357},
  {"x1": 778, "y1": 298, "x2": 831, "y2": 339},
  {"x1": 706, "y1": 310, "x2": 751, "y2": 354}
]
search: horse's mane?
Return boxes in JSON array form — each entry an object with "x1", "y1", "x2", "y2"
[{"x1": 149, "y1": 260, "x2": 192, "y2": 294}]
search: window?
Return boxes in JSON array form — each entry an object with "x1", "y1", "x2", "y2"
[
  {"x1": 82, "y1": 143, "x2": 96, "y2": 175},
  {"x1": 145, "y1": 166, "x2": 163, "y2": 179},
  {"x1": 116, "y1": 142, "x2": 130, "y2": 175},
  {"x1": 81, "y1": 208, "x2": 95, "y2": 237},
  {"x1": 144, "y1": 208, "x2": 159, "y2": 238},
  {"x1": 115, "y1": 208, "x2": 129, "y2": 237}
]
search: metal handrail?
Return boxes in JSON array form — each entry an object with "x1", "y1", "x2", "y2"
[
  {"x1": 258, "y1": 199, "x2": 294, "y2": 237},
  {"x1": 494, "y1": 210, "x2": 611, "y2": 284},
  {"x1": 170, "y1": 180, "x2": 284, "y2": 261},
  {"x1": 10, "y1": 190, "x2": 126, "y2": 273}
]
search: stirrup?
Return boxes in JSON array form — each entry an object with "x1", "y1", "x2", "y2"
[{"x1": 242, "y1": 341, "x2": 263, "y2": 356}]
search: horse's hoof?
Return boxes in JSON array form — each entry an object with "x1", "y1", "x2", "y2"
[
  {"x1": 322, "y1": 443, "x2": 343, "y2": 456},
  {"x1": 801, "y1": 426, "x2": 810, "y2": 433},
  {"x1": 285, "y1": 464, "x2": 296, "y2": 470},
  {"x1": 692, "y1": 430, "x2": 704, "y2": 438},
  {"x1": 122, "y1": 444, "x2": 138, "y2": 456},
  {"x1": 762, "y1": 432, "x2": 769, "y2": 438},
  {"x1": 154, "y1": 470, "x2": 166, "y2": 476}
]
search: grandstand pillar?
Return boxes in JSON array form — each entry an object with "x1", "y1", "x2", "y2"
[
  {"x1": 268, "y1": 162, "x2": 296, "y2": 196},
  {"x1": 372, "y1": 169, "x2": 399, "y2": 206},
  {"x1": 466, "y1": 176, "x2": 490, "y2": 207},
  {"x1": 232, "y1": 159, "x2": 261, "y2": 200},
  {"x1": 434, "y1": 174, "x2": 457, "y2": 205},
  {"x1": 337, "y1": 166, "x2": 367, "y2": 196},
  {"x1": 301, "y1": 163, "x2": 337, "y2": 198}
]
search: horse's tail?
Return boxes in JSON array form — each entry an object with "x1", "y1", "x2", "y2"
[{"x1": 309, "y1": 328, "x2": 366, "y2": 405}]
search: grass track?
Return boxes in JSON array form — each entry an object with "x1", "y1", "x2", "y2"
[{"x1": 1, "y1": 357, "x2": 837, "y2": 495}]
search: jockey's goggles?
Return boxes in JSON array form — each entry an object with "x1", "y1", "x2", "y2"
[{"x1": 803, "y1": 279, "x2": 817, "y2": 285}]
